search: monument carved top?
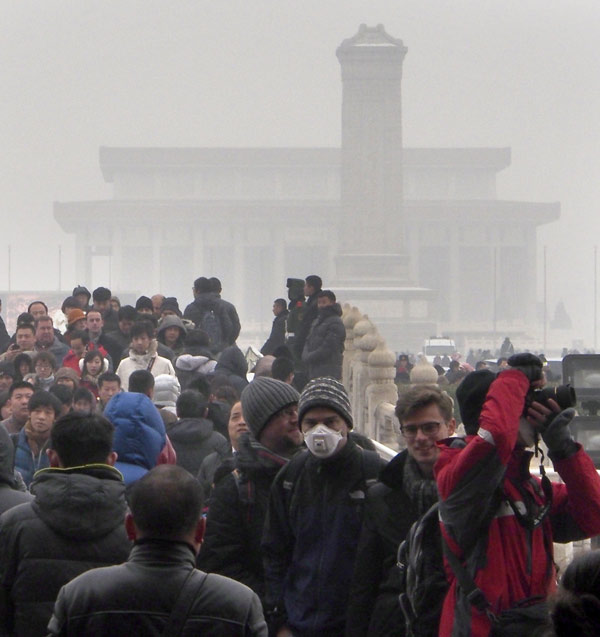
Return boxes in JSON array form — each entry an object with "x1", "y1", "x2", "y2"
[{"x1": 337, "y1": 24, "x2": 407, "y2": 54}]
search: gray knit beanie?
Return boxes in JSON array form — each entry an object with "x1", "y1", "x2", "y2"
[
  {"x1": 298, "y1": 377, "x2": 353, "y2": 429},
  {"x1": 241, "y1": 377, "x2": 300, "y2": 439}
]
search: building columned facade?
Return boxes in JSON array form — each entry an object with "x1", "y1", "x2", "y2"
[{"x1": 54, "y1": 25, "x2": 558, "y2": 352}]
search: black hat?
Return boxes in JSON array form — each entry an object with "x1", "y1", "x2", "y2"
[
  {"x1": 298, "y1": 377, "x2": 353, "y2": 429},
  {"x1": 72, "y1": 286, "x2": 91, "y2": 302},
  {"x1": 161, "y1": 297, "x2": 182, "y2": 317},
  {"x1": 135, "y1": 296, "x2": 154, "y2": 312},
  {"x1": 455, "y1": 370, "x2": 496, "y2": 435}
]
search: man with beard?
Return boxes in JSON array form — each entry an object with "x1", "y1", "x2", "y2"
[
  {"x1": 198, "y1": 377, "x2": 302, "y2": 604},
  {"x1": 301, "y1": 290, "x2": 345, "y2": 380}
]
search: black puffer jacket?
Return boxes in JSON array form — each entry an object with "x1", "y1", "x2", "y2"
[
  {"x1": 346, "y1": 450, "x2": 425, "y2": 636},
  {"x1": 167, "y1": 417, "x2": 230, "y2": 476},
  {"x1": 48, "y1": 541, "x2": 267, "y2": 636},
  {"x1": 260, "y1": 310, "x2": 288, "y2": 356},
  {"x1": 0, "y1": 465, "x2": 131, "y2": 636},
  {"x1": 301, "y1": 303, "x2": 345, "y2": 380},
  {"x1": 214, "y1": 345, "x2": 248, "y2": 394},
  {"x1": 197, "y1": 433, "x2": 289, "y2": 601}
]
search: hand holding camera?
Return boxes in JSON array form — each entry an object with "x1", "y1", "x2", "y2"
[{"x1": 527, "y1": 399, "x2": 578, "y2": 460}]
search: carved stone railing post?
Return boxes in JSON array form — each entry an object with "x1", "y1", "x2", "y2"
[
  {"x1": 342, "y1": 305, "x2": 362, "y2": 388},
  {"x1": 350, "y1": 315, "x2": 377, "y2": 433},
  {"x1": 366, "y1": 336, "x2": 399, "y2": 445}
]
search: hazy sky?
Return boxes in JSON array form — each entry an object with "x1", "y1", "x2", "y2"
[{"x1": 1, "y1": 1, "x2": 599, "y2": 342}]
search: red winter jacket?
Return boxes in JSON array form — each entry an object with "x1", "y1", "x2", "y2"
[{"x1": 435, "y1": 369, "x2": 600, "y2": 637}]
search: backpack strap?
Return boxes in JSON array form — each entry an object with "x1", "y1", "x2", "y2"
[
  {"x1": 282, "y1": 451, "x2": 311, "y2": 516},
  {"x1": 359, "y1": 448, "x2": 382, "y2": 489},
  {"x1": 161, "y1": 569, "x2": 208, "y2": 637}
]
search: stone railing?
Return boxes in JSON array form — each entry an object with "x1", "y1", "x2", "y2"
[{"x1": 342, "y1": 304, "x2": 401, "y2": 451}]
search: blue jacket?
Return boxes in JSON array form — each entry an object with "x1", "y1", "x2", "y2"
[
  {"x1": 13, "y1": 427, "x2": 50, "y2": 487},
  {"x1": 262, "y1": 441, "x2": 383, "y2": 636},
  {"x1": 104, "y1": 392, "x2": 166, "y2": 485}
]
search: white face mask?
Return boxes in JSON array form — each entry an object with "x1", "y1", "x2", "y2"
[
  {"x1": 304, "y1": 423, "x2": 343, "y2": 458},
  {"x1": 518, "y1": 417, "x2": 537, "y2": 448}
]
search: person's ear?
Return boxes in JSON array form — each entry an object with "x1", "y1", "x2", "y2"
[
  {"x1": 447, "y1": 418, "x2": 457, "y2": 437},
  {"x1": 46, "y1": 448, "x2": 61, "y2": 468},
  {"x1": 105, "y1": 451, "x2": 118, "y2": 467},
  {"x1": 125, "y1": 513, "x2": 138, "y2": 541}
]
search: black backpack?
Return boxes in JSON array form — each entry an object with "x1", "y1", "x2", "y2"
[{"x1": 199, "y1": 309, "x2": 223, "y2": 351}]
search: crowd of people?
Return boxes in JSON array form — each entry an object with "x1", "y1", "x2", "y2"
[{"x1": 0, "y1": 277, "x2": 598, "y2": 635}]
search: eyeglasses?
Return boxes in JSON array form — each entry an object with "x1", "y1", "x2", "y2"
[{"x1": 400, "y1": 421, "x2": 442, "y2": 438}]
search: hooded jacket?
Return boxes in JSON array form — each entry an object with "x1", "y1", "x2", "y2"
[
  {"x1": 214, "y1": 345, "x2": 248, "y2": 394},
  {"x1": 156, "y1": 315, "x2": 187, "y2": 357},
  {"x1": 175, "y1": 351, "x2": 217, "y2": 390},
  {"x1": 167, "y1": 417, "x2": 229, "y2": 476},
  {"x1": 301, "y1": 303, "x2": 345, "y2": 380},
  {"x1": 197, "y1": 432, "x2": 290, "y2": 601},
  {"x1": 0, "y1": 464, "x2": 130, "y2": 636},
  {"x1": 104, "y1": 392, "x2": 166, "y2": 485}
]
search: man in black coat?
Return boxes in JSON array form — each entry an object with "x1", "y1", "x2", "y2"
[
  {"x1": 260, "y1": 298, "x2": 289, "y2": 356},
  {"x1": 0, "y1": 412, "x2": 131, "y2": 636},
  {"x1": 346, "y1": 386, "x2": 456, "y2": 636},
  {"x1": 293, "y1": 274, "x2": 322, "y2": 360},
  {"x1": 198, "y1": 377, "x2": 303, "y2": 602},
  {"x1": 48, "y1": 465, "x2": 267, "y2": 636},
  {"x1": 301, "y1": 290, "x2": 345, "y2": 380}
]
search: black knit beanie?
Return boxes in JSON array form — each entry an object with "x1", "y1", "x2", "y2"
[
  {"x1": 455, "y1": 370, "x2": 496, "y2": 435},
  {"x1": 241, "y1": 377, "x2": 300, "y2": 440},
  {"x1": 298, "y1": 377, "x2": 353, "y2": 429}
]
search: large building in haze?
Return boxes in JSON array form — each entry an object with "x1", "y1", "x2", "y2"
[{"x1": 54, "y1": 25, "x2": 558, "y2": 351}]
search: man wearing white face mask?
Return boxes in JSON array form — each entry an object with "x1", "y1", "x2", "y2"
[{"x1": 262, "y1": 377, "x2": 384, "y2": 637}]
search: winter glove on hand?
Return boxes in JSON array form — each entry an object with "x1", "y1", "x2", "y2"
[
  {"x1": 507, "y1": 353, "x2": 543, "y2": 383},
  {"x1": 541, "y1": 407, "x2": 578, "y2": 460}
]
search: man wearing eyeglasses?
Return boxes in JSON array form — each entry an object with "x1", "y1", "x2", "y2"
[{"x1": 346, "y1": 385, "x2": 455, "y2": 637}]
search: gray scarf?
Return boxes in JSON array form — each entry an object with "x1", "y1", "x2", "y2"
[{"x1": 402, "y1": 455, "x2": 439, "y2": 517}]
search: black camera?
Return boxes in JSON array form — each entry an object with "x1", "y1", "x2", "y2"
[{"x1": 530, "y1": 385, "x2": 576, "y2": 411}]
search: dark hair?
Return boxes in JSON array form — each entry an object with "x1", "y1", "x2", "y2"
[
  {"x1": 135, "y1": 296, "x2": 153, "y2": 312},
  {"x1": 395, "y1": 385, "x2": 454, "y2": 424},
  {"x1": 187, "y1": 375, "x2": 211, "y2": 399},
  {"x1": 13, "y1": 353, "x2": 33, "y2": 380},
  {"x1": 73, "y1": 387, "x2": 95, "y2": 407},
  {"x1": 317, "y1": 289, "x2": 336, "y2": 303},
  {"x1": 131, "y1": 320, "x2": 154, "y2": 340},
  {"x1": 176, "y1": 390, "x2": 207, "y2": 419},
  {"x1": 15, "y1": 324, "x2": 35, "y2": 338},
  {"x1": 497, "y1": 357, "x2": 507, "y2": 367},
  {"x1": 305, "y1": 275, "x2": 322, "y2": 291},
  {"x1": 28, "y1": 390, "x2": 62, "y2": 417},
  {"x1": 0, "y1": 391, "x2": 10, "y2": 414},
  {"x1": 551, "y1": 551, "x2": 600, "y2": 636},
  {"x1": 118, "y1": 305, "x2": 138, "y2": 321},
  {"x1": 49, "y1": 384, "x2": 74, "y2": 407},
  {"x1": 82, "y1": 349, "x2": 104, "y2": 377},
  {"x1": 208, "y1": 277, "x2": 222, "y2": 293},
  {"x1": 129, "y1": 465, "x2": 204, "y2": 539},
  {"x1": 50, "y1": 412, "x2": 114, "y2": 467},
  {"x1": 274, "y1": 298, "x2": 287, "y2": 309},
  {"x1": 213, "y1": 384, "x2": 238, "y2": 405},
  {"x1": 185, "y1": 329, "x2": 209, "y2": 348},
  {"x1": 61, "y1": 296, "x2": 80, "y2": 314},
  {"x1": 16, "y1": 313, "x2": 35, "y2": 328},
  {"x1": 193, "y1": 277, "x2": 211, "y2": 294},
  {"x1": 28, "y1": 300, "x2": 48, "y2": 314},
  {"x1": 272, "y1": 357, "x2": 294, "y2": 382},
  {"x1": 92, "y1": 287, "x2": 111, "y2": 302},
  {"x1": 8, "y1": 380, "x2": 34, "y2": 399},
  {"x1": 98, "y1": 372, "x2": 121, "y2": 389},
  {"x1": 70, "y1": 330, "x2": 90, "y2": 345},
  {"x1": 129, "y1": 369, "x2": 155, "y2": 395},
  {"x1": 33, "y1": 351, "x2": 57, "y2": 371}
]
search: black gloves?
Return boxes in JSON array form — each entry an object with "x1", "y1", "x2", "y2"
[
  {"x1": 507, "y1": 353, "x2": 544, "y2": 383},
  {"x1": 541, "y1": 408, "x2": 578, "y2": 460}
]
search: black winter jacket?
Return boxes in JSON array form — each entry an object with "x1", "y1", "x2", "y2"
[
  {"x1": 260, "y1": 310, "x2": 288, "y2": 356},
  {"x1": 346, "y1": 450, "x2": 424, "y2": 637},
  {"x1": 197, "y1": 433, "x2": 289, "y2": 601},
  {"x1": 0, "y1": 464, "x2": 131, "y2": 637},
  {"x1": 262, "y1": 440, "x2": 385, "y2": 637},
  {"x1": 183, "y1": 293, "x2": 233, "y2": 354},
  {"x1": 301, "y1": 303, "x2": 345, "y2": 380},
  {"x1": 0, "y1": 424, "x2": 32, "y2": 517},
  {"x1": 293, "y1": 292, "x2": 318, "y2": 358},
  {"x1": 167, "y1": 417, "x2": 230, "y2": 476},
  {"x1": 47, "y1": 540, "x2": 267, "y2": 636}
]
